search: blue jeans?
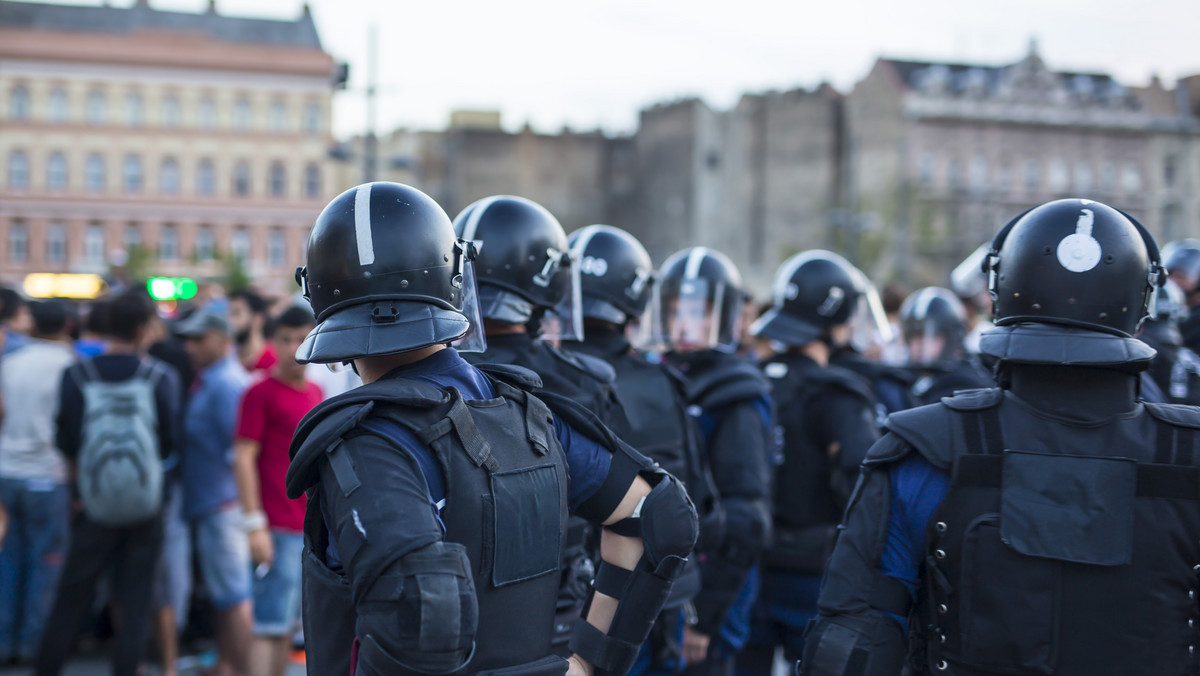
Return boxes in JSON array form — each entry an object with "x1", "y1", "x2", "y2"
[
  {"x1": 251, "y1": 530, "x2": 304, "y2": 636},
  {"x1": 0, "y1": 477, "x2": 70, "y2": 660}
]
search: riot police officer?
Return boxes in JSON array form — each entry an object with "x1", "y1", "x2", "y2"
[
  {"x1": 566, "y1": 225, "x2": 722, "y2": 675},
  {"x1": 1139, "y1": 279, "x2": 1200, "y2": 405},
  {"x1": 738, "y1": 251, "x2": 879, "y2": 675},
  {"x1": 829, "y1": 268, "x2": 915, "y2": 415},
  {"x1": 898, "y1": 287, "x2": 992, "y2": 405},
  {"x1": 1164, "y1": 239, "x2": 1200, "y2": 353},
  {"x1": 801, "y1": 198, "x2": 1200, "y2": 676},
  {"x1": 451, "y1": 195, "x2": 631, "y2": 650},
  {"x1": 284, "y1": 182, "x2": 698, "y2": 676},
  {"x1": 658, "y1": 247, "x2": 774, "y2": 676}
]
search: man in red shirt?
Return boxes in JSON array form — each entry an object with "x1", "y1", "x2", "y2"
[
  {"x1": 232, "y1": 306, "x2": 321, "y2": 676},
  {"x1": 229, "y1": 290, "x2": 277, "y2": 374}
]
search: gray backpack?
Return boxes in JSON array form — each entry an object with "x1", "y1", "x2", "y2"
[{"x1": 76, "y1": 358, "x2": 164, "y2": 526}]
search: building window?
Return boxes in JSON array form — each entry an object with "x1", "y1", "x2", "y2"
[
  {"x1": 46, "y1": 221, "x2": 66, "y2": 263},
  {"x1": 1099, "y1": 161, "x2": 1117, "y2": 193},
  {"x1": 85, "y1": 223, "x2": 105, "y2": 263},
  {"x1": 9, "y1": 85, "x2": 30, "y2": 120},
  {"x1": 993, "y1": 161, "x2": 1012, "y2": 191},
  {"x1": 916, "y1": 153, "x2": 935, "y2": 188},
  {"x1": 125, "y1": 91, "x2": 143, "y2": 126},
  {"x1": 48, "y1": 88, "x2": 68, "y2": 123},
  {"x1": 160, "y1": 157, "x2": 180, "y2": 195},
  {"x1": 268, "y1": 229, "x2": 286, "y2": 267},
  {"x1": 304, "y1": 163, "x2": 321, "y2": 198},
  {"x1": 233, "y1": 161, "x2": 251, "y2": 197},
  {"x1": 1047, "y1": 157, "x2": 1069, "y2": 192},
  {"x1": 947, "y1": 158, "x2": 964, "y2": 190},
  {"x1": 198, "y1": 97, "x2": 217, "y2": 128},
  {"x1": 8, "y1": 221, "x2": 28, "y2": 262},
  {"x1": 303, "y1": 103, "x2": 321, "y2": 133},
  {"x1": 231, "y1": 226, "x2": 250, "y2": 261},
  {"x1": 1122, "y1": 163, "x2": 1143, "y2": 193},
  {"x1": 1023, "y1": 159, "x2": 1041, "y2": 191},
  {"x1": 124, "y1": 223, "x2": 142, "y2": 252},
  {"x1": 162, "y1": 94, "x2": 181, "y2": 128},
  {"x1": 7, "y1": 151, "x2": 29, "y2": 190},
  {"x1": 969, "y1": 156, "x2": 988, "y2": 193},
  {"x1": 195, "y1": 224, "x2": 215, "y2": 261},
  {"x1": 159, "y1": 223, "x2": 178, "y2": 261},
  {"x1": 85, "y1": 153, "x2": 106, "y2": 192},
  {"x1": 47, "y1": 152, "x2": 68, "y2": 191},
  {"x1": 234, "y1": 97, "x2": 252, "y2": 131},
  {"x1": 1165, "y1": 155, "x2": 1179, "y2": 187},
  {"x1": 86, "y1": 90, "x2": 107, "y2": 125},
  {"x1": 269, "y1": 162, "x2": 286, "y2": 197},
  {"x1": 1075, "y1": 161, "x2": 1093, "y2": 193},
  {"x1": 269, "y1": 100, "x2": 286, "y2": 132},
  {"x1": 1163, "y1": 204, "x2": 1183, "y2": 240},
  {"x1": 197, "y1": 159, "x2": 215, "y2": 196},
  {"x1": 123, "y1": 154, "x2": 143, "y2": 193}
]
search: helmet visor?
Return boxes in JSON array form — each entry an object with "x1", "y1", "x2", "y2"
[
  {"x1": 628, "y1": 281, "x2": 666, "y2": 352},
  {"x1": 451, "y1": 255, "x2": 487, "y2": 353},
  {"x1": 661, "y1": 278, "x2": 741, "y2": 352},
  {"x1": 538, "y1": 249, "x2": 583, "y2": 343}
]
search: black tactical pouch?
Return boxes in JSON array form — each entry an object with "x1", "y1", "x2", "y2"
[{"x1": 491, "y1": 464, "x2": 563, "y2": 586}]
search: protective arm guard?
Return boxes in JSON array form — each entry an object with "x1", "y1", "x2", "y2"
[
  {"x1": 355, "y1": 541, "x2": 479, "y2": 675},
  {"x1": 568, "y1": 473, "x2": 699, "y2": 676}
]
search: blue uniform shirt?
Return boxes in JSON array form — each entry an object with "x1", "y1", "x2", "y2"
[
  {"x1": 324, "y1": 347, "x2": 612, "y2": 567},
  {"x1": 880, "y1": 453, "x2": 951, "y2": 625}
]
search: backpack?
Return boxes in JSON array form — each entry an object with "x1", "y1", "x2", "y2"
[{"x1": 76, "y1": 358, "x2": 164, "y2": 526}]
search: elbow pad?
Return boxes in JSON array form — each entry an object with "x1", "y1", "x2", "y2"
[
  {"x1": 569, "y1": 474, "x2": 698, "y2": 676},
  {"x1": 356, "y1": 541, "x2": 478, "y2": 675}
]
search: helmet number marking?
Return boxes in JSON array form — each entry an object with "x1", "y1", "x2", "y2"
[{"x1": 1056, "y1": 208, "x2": 1102, "y2": 273}]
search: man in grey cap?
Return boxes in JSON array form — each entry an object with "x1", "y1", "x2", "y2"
[{"x1": 176, "y1": 306, "x2": 253, "y2": 676}]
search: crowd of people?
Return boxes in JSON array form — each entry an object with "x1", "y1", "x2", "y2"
[
  {"x1": 2, "y1": 183, "x2": 1200, "y2": 676},
  {"x1": 0, "y1": 285, "x2": 355, "y2": 676}
]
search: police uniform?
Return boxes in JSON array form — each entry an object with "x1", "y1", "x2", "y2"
[
  {"x1": 801, "y1": 199, "x2": 1200, "y2": 676},
  {"x1": 898, "y1": 287, "x2": 993, "y2": 406},
  {"x1": 739, "y1": 251, "x2": 880, "y2": 674},
  {"x1": 567, "y1": 225, "x2": 722, "y2": 675},
  {"x1": 287, "y1": 182, "x2": 699, "y2": 676},
  {"x1": 658, "y1": 247, "x2": 775, "y2": 676}
]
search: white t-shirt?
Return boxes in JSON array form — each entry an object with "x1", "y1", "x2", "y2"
[{"x1": 0, "y1": 339, "x2": 76, "y2": 482}]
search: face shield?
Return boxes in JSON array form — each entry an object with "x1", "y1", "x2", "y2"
[
  {"x1": 451, "y1": 239, "x2": 488, "y2": 353},
  {"x1": 627, "y1": 281, "x2": 666, "y2": 352},
  {"x1": 846, "y1": 270, "x2": 894, "y2": 357},
  {"x1": 899, "y1": 289, "x2": 966, "y2": 368},
  {"x1": 660, "y1": 278, "x2": 742, "y2": 353},
  {"x1": 536, "y1": 247, "x2": 583, "y2": 343}
]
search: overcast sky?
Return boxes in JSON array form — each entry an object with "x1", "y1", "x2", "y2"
[{"x1": 26, "y1": 0, "x2": 1200, "y2": 138}]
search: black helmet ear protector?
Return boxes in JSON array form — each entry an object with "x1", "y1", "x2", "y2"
[{"x1": 981, "y1": 203, "x2": 1168, "y2": 329}]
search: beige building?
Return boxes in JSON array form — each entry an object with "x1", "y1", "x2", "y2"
[
  {"x1": 0, "y1": 0, "x2": 339, "y2": 295},
  {"x1": 845, "y1": 42, "x2": 1200, "y2": 284}
]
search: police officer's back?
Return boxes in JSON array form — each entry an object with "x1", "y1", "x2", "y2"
[
  {"x1": 1140, "y1": 279, "x2": 1200, "y2": 405},
  {"x1": 898, "y1": 287, "x2": 992, "y2": 405},
  {"x1": 1164, "y1": 239, "x2": 1200, "y2": 354},
  {"x1": 566, "y1": 225, "x2": 721, "y2": 675},
  {"x1": 285, "y1": 183, "x2": 698, "y2": 676},
  {"x1": 738, "y1": 251, "x2": 879, "y2": 675},
  {"x1": 657, "y1": 247, "x2": 774, "y2": 675},
  {"x1": 801, "y1": 199, "x2": 1200, "y2": 675}
]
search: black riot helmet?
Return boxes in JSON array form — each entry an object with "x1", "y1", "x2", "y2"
[
  {"x1": 452, "y1": 195, "x2": 581, "y2": 339},
  {"x1": 294, "y1": 182, "x2": 481, "y2": 364},
  {"x1": 657, "y1": 247, "x2": 745, "y2": 353},
  {"x1": 567, "y1": 224, "x2": 655, "y2": 325},
  {"x1": 899, "y1": 287, "x2": 968, "y2": 368},
  {"x1": 1164, "y1": 239, "x2": 1200, "y2": 296},
  {"x1": 980, "y1": 198, "x2": 1164, "y2": 369},
  {"x1": 750, "y1": 250, "x2": 861, "y2": 347}
]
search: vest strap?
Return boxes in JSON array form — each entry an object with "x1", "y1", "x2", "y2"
[
  {"x1": 418, "y1": 395, "x2": 499, "y2": 473},
  {"x1": 524, "y1": 393, "x2": 553, "y2": 457},
  {"x1": 868, "y1": 572, "x2": 912, "y2": 617},
  {"x1": 961, "y1": 407, "x2": 1004, "y2": 455}
]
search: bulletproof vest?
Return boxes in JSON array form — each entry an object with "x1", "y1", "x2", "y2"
[
  {"x1": 831, "y1": 347, "x2": 915, "y2": 415},
  {"x1": 761, "y1": 353, "x2": 875, "y2": 574},
  {"x1": 290, "y1": 369, "x2": 570, "y2": 675},
  {"x1": 889, "y1": 389, "x2": 1200, "y2": 676}
]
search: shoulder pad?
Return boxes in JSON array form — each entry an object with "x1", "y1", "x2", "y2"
[
  {"x1": 940, "y1": 387, "x2": 1004, "y2": 411},
  {"x1": 863, "y1": 433, "x2": 916, "y2": 466},
  {"x1": 469, "y1": 362, "x2": 543, "y2": 391},
  {"x1": 684, "y1": 358, "x2": 772, "y2": 410},
  {"x1": 1144, "y1": 401, "x2": 1200, "y2": 430},
  {"x1": 882, "y1": 403, "x2": 958, "y2": 470},
  {"x1": 549, "y1": 346, "x2": 617, "y2": 384},
  {"x1": 807, "y1": 364, "x2": 876, "y2": 403},
  {"x1": 284, "y1": 377, "x2": 449, "y2": 499}
]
